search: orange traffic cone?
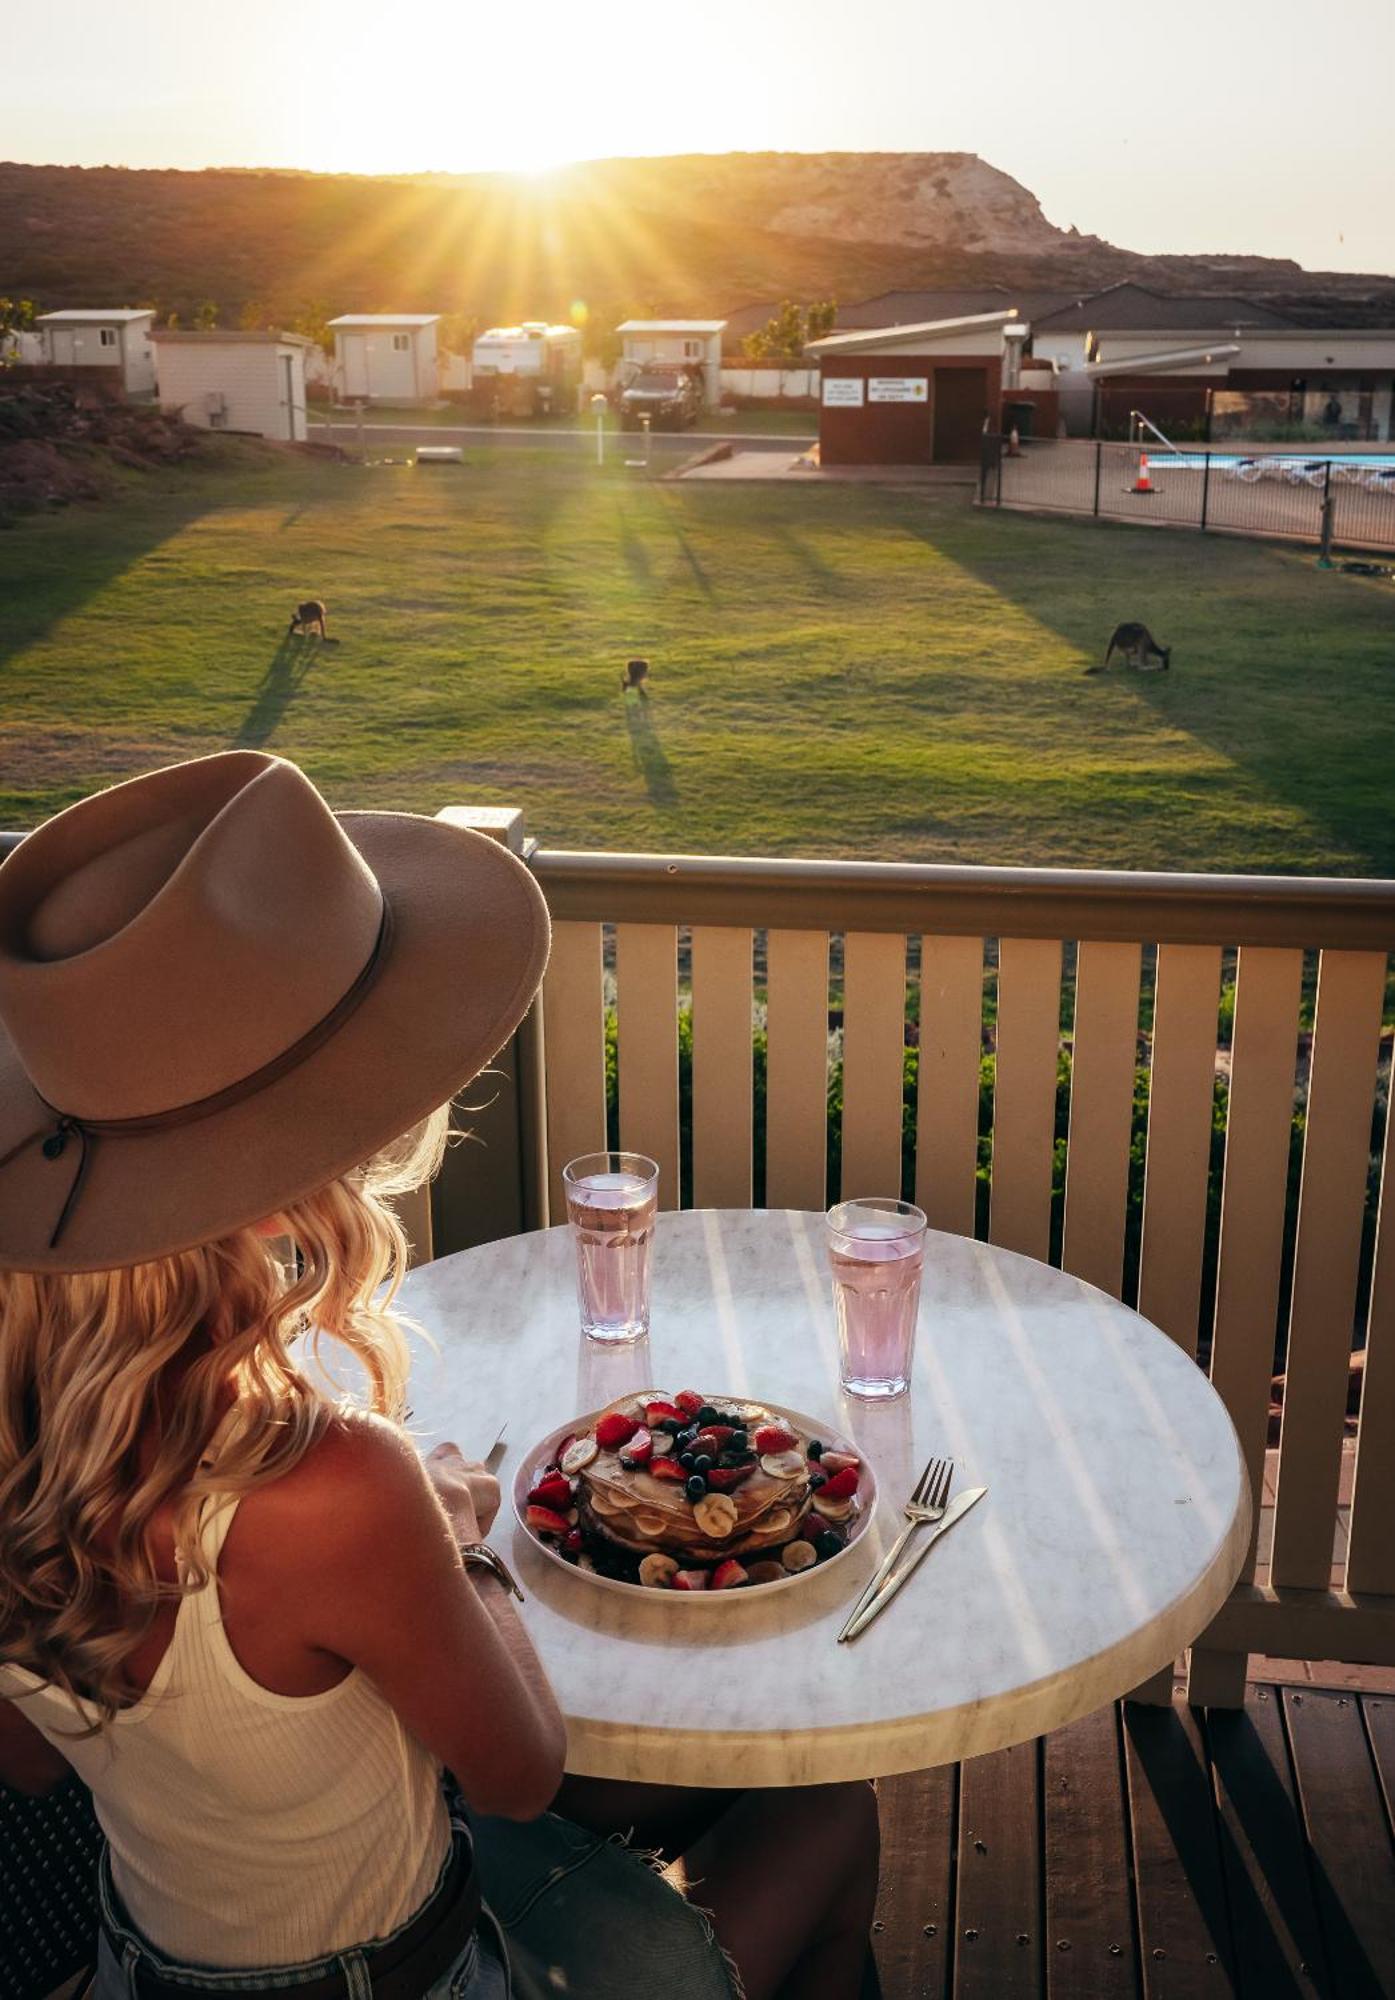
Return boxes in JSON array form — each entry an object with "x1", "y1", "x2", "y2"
[{"x1": 1131, "y1": 453, "x2": 1155, "y2": 494}]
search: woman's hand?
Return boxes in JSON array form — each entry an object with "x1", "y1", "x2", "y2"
[{"x1": 425, "y1": 1442, "x2": 501, "y2": 1540}]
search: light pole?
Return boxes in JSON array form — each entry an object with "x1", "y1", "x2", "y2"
[{"x1": 590, "y1": 392, "x2": 608, "y2": 467}]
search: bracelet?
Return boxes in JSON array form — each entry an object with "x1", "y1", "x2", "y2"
[{"x1": 458, "y1": 1542, "x2": 525, "y2": 1602}]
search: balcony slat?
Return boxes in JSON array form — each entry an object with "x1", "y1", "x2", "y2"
[
  {"x1": 1137, "y1": 943, "x2": 1222, "y2": 1353},
  {"x1": 840, "y1": 932, "x2": 908, "y2": 1202},
  {"x1": 914, "y1": 935, "x2": 984, "y2": 1238},
  {"x1": 1207, "y1": 947, "x2": 1304, "y2": 1578},
  {"x1": 1272, "y1": 949, "x2": 1387, "y2": 1590},
  {"x1": 1062, "y1": 940, "x2": 1142, "y2": 1297},
  {"x1": 615, "y1": 923, "x2": 680, "y2": 1210},
  {"x1": 540, "y1": 919, "x2": 607, "y2": 1221},
  {"x1": 1346, "y1": 1061, "x2": 1395, "y2": 1594},
  {"x1": 690, "y1": 926, "x2": 753, "y2": 1208},
  {"x1": 989, "y1": 937, "x2": 1062, "y2": 1262},
  {"x1": 765, "y1": 929, "x2": 830, "y2": 1212}
]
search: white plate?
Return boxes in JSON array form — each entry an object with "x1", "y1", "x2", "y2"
[{"x1": 512, "y1": 1397, "x2": 876, "y2": 1602}]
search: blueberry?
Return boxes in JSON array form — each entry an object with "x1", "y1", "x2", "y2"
[
  {"x1": 731, "y1": 1431, "x2": 748, "y2": 1452},
  {"x1": 661, "y1": 1417, "x2": 684, "y2": 1436},
  {"x1": 807, "y1": 1440, "x2": 824, "y2": 1461},
  {"x1": 698, "y1": 1405, "x2": 718, "y2": 1426},
  {"x1": 679, "y1": 1451, "x2": 695, "y2": 1470},
  {"x1": 815, "y1": 1530, "x2": 844, "y2": 1560},
  {"x1": 693, "y1": 1454, "x2": 713, "y2": 1473},
  {"x1": 809, "y1": 1468, "x2": 827, "y2": 1488},
  {"x1": 685, "y1": 1473, "x2": 707, "y2": 1500}
]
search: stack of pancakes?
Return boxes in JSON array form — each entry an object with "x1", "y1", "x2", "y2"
[{"x1": 576, "y1": 1392, "x2": 814, "y2": 1563}]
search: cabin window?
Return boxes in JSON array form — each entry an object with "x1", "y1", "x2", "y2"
[
  {"x1": 683, "y1": 339, "x2": 702, "y2": 359},
  {"x1": 392, "y1": 334, "x2": 410, "y2": 352},
  {"x1": 99, "y1": 329, "x2": 118, "y2": 347}
]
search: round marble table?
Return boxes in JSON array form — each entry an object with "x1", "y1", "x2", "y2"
[{"x1": 397, "y1": 1209, "x2": 1249, "y2": 1785}]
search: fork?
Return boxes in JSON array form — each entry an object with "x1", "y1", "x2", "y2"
[{"x1": 837, "y1": 1456, "x2": 954, "y2": 1644}]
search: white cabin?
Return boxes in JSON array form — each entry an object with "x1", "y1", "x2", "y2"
[
  {"x1": 151, "y1": 331, "x2": 311, "y2": 442},
  {"x1": 36, "y1": 310, "x2": 156, "y2": 395},
  {"x1": 616, "y1": 320, "x2": 726, "y2": 409},
  {"x1": 328, "y1": 314, "x2": 440, "y2": 403}
]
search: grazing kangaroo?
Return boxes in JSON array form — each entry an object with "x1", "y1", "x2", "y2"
[
  {"x1": 621, "y1": 657, "x2": 650, "y2": 697},
  {"x1": 288, "y1": 599, "x2": 329, "y2": 640},
  {"x1": 1087, "y1": 622, "x2": 1171, "y2": 674}
]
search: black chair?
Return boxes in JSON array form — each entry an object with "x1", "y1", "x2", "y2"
[{"x1": 1, "y1": 1778, "x2": 100, "y2": 2000}]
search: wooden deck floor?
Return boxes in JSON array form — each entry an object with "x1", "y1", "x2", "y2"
[{"x1": 873, "y1": 1684, "x2": 1395, "y2": 2000}]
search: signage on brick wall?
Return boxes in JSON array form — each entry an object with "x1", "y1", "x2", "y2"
[
  {"x1": 869, "y1": 378, "x2": 928, "y2": 403},
  {"x1": 822, "y1": 376, "x2": 865, "y2": 406}
]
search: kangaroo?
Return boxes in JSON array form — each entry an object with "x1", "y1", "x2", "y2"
[
  {"x1": 621, "y1": 657, "x2": 650, "y2": 697},
  {"x1": 1087, "y1": 622, "x2": 1171, "y2": 674},
  {"x1": 288, "y1": 599, "x2": 329, "y2": 640}
]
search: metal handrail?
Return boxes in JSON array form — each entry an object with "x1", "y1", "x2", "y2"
[
  {"x1": 532, "y1": 847, "x2": 1395, "y2": 950},
  {"x1": 1129, "y1": 408, "x2": 1184, "y2": 456}
]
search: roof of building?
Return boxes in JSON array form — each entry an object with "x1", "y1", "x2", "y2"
[
  {"x1": 616, "y1": 320, "x2": 727, "y2": 334},
  {"x1": 327, "y1": 314, "x2": 440, "y2": 328},
  {"x1": 834, "y1": 287, "x2": 1079, "y2": 329},
  {"x1": 151, "y1": 329, "x2": 314, "y2": 347},
  {"x1": 36, "y1": 308, "x2": 154, "y2": 324},
  {"x1": 1031, "y1": 282, "x2": 1294, "y2": 333},
  {"x1": 807, "y1": 310, "x2": 1017, "y2": 356}
]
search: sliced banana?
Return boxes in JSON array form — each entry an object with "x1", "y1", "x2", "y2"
[
  {"x1": 746, "y1": 1560, "x2": 786, "y2": 1585},
  {"x1": 812, "y1": 1493, "x2": 854, "y2": 1521},
  {"x1": 760, "y1": 1450, "x2": 806, "y2": 1480},
  {"x1": 781, "y1": 1540, "x2": 817, "y2": 1572},
  {"x1": 649, "y1": 1432, "x2": 675, "y2": 1457},
  {"x1": 634, "y1": 1510, "x2": 671, "y2": 1538},
  {"x1": 693, "y1": 1492, "x2": 739, "y2": 1539},
  {"x1": 587, "y1": 1488, "x2": 624, "y2": 1518},
  {"x1": 639, "y1": 1553, "x2": 679, "y2": 1588},
  {"x1": 762, "y1": 1507, "x2": 794, "y2": 1535},
  {"x1": 560, "y1": 1436, "x2": 598, "y2": 1475}
]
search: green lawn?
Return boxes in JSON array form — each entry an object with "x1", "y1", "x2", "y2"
[
  {"x1": 2, "y1": 445, "x2": 1391, "y2": 875},
  {"x1": 328, "y1": 406, "x2": 816, "y2": 436}
]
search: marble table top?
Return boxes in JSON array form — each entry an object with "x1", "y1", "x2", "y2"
[{"x1": 397, "y1": 1210, "x2": 1249, "y2": 1785}]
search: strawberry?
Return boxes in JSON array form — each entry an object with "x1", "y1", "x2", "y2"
[
  {"x1": 674, "y1": 1390, "x2": 705, "y2": 1417},
  {"x1": 820, "y1": 1465, "x2": 860, "y2": 1499},
  {"x1": 819, "y1": 1451, "x2": 861, "y2": 1475},
  {"x1": 619, "y1": 1426, "x2": 653, "y2": 1468},
  {"x1": 672, "y1": 1568, "x2": 710, "y2": 1591},
  {"x1": 595, "y1": 1412, "x2": 640, "y2": 1452},
  {"x1": 711, "y1": 1558, "x2": 749, "y2": 1590},
  {"x1": 645, "y1": 1400, "x2": 684, "y2": 1426},
  {"x1": 562, "y1": 1528, "x2": 584, "y2": 1555},
  {"x1": 649, "y1": 1457, "x2": 687, "y2": 1482},
  {"x1": 694, "y1": 1425, "x2": 735, "y2": 1452},
  {"x1": 527, "y1": 1475, "x2": 573, "y2": 1511},
  {"x1": 753, "y1": 1424, "x2": 797, "y2": 1454},
  {"x1": 706, "y1": 1461, "x2": 756, "y2": 1492},
  {"x1": 525, "y1": 1504, "x2": 571, "y2": 1536}
]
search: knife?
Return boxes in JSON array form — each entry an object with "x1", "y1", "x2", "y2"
[{"x1": 840, "y1": 1486, "x2": 988, "y2": 1642}]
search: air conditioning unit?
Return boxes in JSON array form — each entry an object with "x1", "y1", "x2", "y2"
[{"x1": 206, "y1": 391, "x2": 228, "y2": 428}]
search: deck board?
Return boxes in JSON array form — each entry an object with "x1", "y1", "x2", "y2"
[
  {"x1": 1122, "y1": 1701, "x2": 1236, "y2": 1997},
  {"x1": 1283, "y1": 1687, "x2": 1395, "y2": 1999},
  {"x1": 1204, "y1": 1688, "x2": 1326, "y2": 1998},
  {"x1": 874, "y1": 1766, "x2": 957, "y2": 2000},
  {"x1": 1043, "y1": 1705, "x2": 1139, "y2": 1999},
  {"x1": 952, "y1": 1739, "x2": 1044, "y2": 2000}
]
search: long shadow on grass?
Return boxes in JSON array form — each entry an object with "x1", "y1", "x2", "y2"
[
  {"x1": 623, "y1": 694, "x2": 678, "y2": 806},
  {"x1": 897, "y1": 504, "x2": 1395, "y2": 873},
  {"x1": 234, "y1": 635, "x2": 319, "y2": 748}
]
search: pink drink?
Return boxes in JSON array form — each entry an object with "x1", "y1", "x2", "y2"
[
  {"x1": 827, "y1": 1201, "x2": 927, "y2": 1399},
  {"x1": 563, "y1": 1154, "x2": 659, "y2": 1343}
]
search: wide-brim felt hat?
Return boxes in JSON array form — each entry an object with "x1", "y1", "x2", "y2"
[{"x1": 0, "y1": 751, "x2": 550, "y2": 1273}]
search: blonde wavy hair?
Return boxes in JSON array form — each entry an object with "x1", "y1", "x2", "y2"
[{"x1": 0, "y1": 1107, "x2": 451, "y2": 1728}]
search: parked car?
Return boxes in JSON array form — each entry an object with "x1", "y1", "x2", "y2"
[{"x1": 618, "y1": 364, "x2": 703, "y2": 431}]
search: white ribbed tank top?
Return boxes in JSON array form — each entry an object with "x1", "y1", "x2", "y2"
[{"x1": 0, "y1": 1420, "x2": 450, "y2": 1966}]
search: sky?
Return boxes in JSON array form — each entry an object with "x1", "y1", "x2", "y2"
[{"x1": 5, "y1": 0, "x2": 1394, "y2": 276}]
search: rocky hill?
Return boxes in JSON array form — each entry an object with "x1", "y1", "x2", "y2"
[{"x1": 2, "y1": 152, "x2": 1390, "y2": 338}]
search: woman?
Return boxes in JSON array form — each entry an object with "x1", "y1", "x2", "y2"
[{"x1": 0, "y1": 751, "x2": 878, "y2": 1999}]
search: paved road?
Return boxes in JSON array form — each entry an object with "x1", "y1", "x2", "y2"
[{"x1": 307, "y1": 421, "x2": 812, "y2": 459}]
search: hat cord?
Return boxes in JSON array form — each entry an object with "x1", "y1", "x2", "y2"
[{"x1": 0, "y1": 900, "x2": 394, "y2": 1253}]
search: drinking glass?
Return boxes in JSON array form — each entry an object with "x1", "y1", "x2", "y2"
[
  {"x1": 826, "y1": 1197, "x2": 927, "y2": 1399},
  {"x1": 563, "y1": 1152, "x2": 659, "y2": 1344}
]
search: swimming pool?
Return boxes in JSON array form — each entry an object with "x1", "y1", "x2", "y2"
[{"x1": 1148, "y1": 451, "x2": 1395, "y2": 477}]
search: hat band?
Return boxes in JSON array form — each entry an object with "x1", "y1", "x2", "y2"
[{"x1": 0, "y1": 900, "x2": 395, "y2": 1253}]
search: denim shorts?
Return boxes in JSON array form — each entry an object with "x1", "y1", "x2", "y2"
[{"x1": 92, "y1": 1807, "x2": 737, "y2": 2000}]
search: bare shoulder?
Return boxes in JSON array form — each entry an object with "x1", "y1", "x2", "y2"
[{"x1": 232, "y1": 1410, "x2": 436, "y2": 1569}]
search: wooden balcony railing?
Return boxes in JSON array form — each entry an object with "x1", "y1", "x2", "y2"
[{"x1": 501, "y1": 825, "x2": 1395, "y2": 1709}]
